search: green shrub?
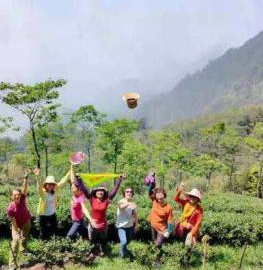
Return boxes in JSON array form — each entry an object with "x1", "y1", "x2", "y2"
[{"x1": 28, "y1": 237, "x2": 93, "y2": 267}]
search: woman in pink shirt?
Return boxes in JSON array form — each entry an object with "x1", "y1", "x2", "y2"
[
  {"x1": 67, "y1": 167, "x2": 94, "y2": 239},
  {"x1": 7, "y1": 172, "x2": 31, "y2": 269}
]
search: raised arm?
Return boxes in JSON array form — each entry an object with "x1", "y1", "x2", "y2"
[
  {"x1": 174, "y1": 187, "x2": 187, "y2": 207},
  {"x1": 22, "y1": 171, "x2": 29, "y2": 196},
  {"x1": 57, "y1": 170, "x2": 71, "y2": 189},
  {"x1": 75, "y1": 175, "x2": 91, "y2": 199},
  {"x1": 148, "y1": 181, "x2": 156, "y2": 201},
  {"x1": 108, "y1": 176, "x2": 124, "y2": 200},
  {"x1": 33, "y1": 168, "x2": 45, "y2": 197},
  {"x1": 70, "y1": 164, "x2": 74, "y2": 184}
]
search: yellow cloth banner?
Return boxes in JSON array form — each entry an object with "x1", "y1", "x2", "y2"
[{"x1": 78, "y1": 173, "x2": 121, "y2": 188}]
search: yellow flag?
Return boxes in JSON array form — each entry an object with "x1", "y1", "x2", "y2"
[{"x1": 78, "y1": 173, "x2": 121, "y2": 188}]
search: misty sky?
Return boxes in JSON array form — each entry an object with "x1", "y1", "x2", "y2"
[{"x1": 1, "y1": 0, "x2": 263, "y2": 136}]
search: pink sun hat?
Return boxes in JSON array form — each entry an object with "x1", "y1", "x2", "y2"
[
  {"x1": 69, "y1": 152, "x2": 86, "y2": 165},
  {"x1": 186, "y1": 188, "x2": 201, "y2": 201}
]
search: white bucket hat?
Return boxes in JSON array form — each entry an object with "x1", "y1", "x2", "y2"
[
  {"x1": 43, "y1": 176, "x2": 57, "y2": 185},
  {"x1": 186, "y1": 188, "x2": 201, "y2": 201}
]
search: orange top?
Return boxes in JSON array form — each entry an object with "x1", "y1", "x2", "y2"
[{"x1": 149, "y1": 199, "x2": 173, "y2": 233}]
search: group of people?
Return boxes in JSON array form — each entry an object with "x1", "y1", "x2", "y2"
[{"x1": 7, "y1": 165, "x2": 203, "y2": 269}]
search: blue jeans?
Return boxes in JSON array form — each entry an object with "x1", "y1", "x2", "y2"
[
  {"x1": 67, "y1": 219, "x2": 87, "y2": 238},
  {"x1": 118, "y1": 227, "x2": 134, "y2": 258}
]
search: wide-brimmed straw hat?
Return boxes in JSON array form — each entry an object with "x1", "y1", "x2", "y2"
[
  {"x1": 43, "y1": 176, "x2": 57, "y2": 186},
  {"x1": 122, "y1": 93, "x2": 140, "y2": 109},
  {"x1": 186, "y1": 188, "x2": 201, "y2": 201}
]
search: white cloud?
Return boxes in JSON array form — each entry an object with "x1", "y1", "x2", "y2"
[{"x1": 1, "y1": 0, "x2": 263, "y2": 136}]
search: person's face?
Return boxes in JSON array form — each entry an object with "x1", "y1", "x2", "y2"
[
  {"x1": 124, "y1": 189, "x2": 133, "y2": 200},
  {"x1": 12, "y1": 190, "x2": 21, "y2": 203},
  {"x1": 189, "y1": 195, "x2": 199, "y2": 205},
  {"x1": 96, "y1": 190, "x2": 105, "y2": 199},
  {"x1": 45, "y1": 184, "x2": 56, "y2": 192},
  {"x1": 71, "y1": 184, "x2": 81, "y2": 196},
  {"x1": 156, "y1": 192, "x2": 165, "y2": 203}
]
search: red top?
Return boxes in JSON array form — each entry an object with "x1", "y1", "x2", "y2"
[
  {"x1": 90, "y1": 197, "x2": 110, "y2": 230},
  {"x1": 7, "y1": 194, "x2": 31, "y2": 229},
  {"x1": 174, "y1": 190, "x2": 203, "y2": 237}
]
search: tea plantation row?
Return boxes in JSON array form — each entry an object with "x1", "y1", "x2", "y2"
[{"x1": 0, "y1": 184, "x2": 263, "y2": 245}]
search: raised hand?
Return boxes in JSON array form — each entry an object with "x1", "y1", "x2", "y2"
[{"x1": 33, "y1": 168, "x2": 40, "y2": 176}]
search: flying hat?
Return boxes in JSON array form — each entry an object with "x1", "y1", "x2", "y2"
[
  {"x1": 186, "y1": 188, "x2": 201, "y2": 201},
  {"x1": 69, "y1": 152, "x2": 86, "y2": 165},
  {"x1": 43, "y1": 176, "x2": 57, "y2": 186},
  {"x1": 122, "y1": 93, "x2": 140, "y2": 109}
]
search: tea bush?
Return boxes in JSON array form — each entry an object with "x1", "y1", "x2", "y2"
[{"x1": 28, "y1": 237, "x2": 93, "y2": 267}]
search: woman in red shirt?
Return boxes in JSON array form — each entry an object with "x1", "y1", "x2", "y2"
[
  {"x1": 174, "y1": 185, "x2": 203, "y2": 247},
  {"x1": 75, "y1": 175, "x2": 124, "y2": 257},
  {"x1": 7, "y1": 172, "x2": 31, "y2": 269}
]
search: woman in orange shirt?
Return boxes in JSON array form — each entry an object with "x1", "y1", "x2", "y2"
[
  {"x1": 148, "y1": 181, "x2": 173, "y2": 266},
  {"x1": 174, "y1": 185, "x2": 203, "y2": 247}
]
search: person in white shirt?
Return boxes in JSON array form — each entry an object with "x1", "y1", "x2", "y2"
[{"x1": 116, "y1": 187, "x2": 139, "y2": 259}]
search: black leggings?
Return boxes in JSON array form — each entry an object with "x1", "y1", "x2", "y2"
[{"x1": 39, "y1": 214, "x2": 57, "y2": 240}]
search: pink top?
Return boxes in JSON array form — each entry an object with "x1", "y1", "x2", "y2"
[
  {"x1": 70, "y1": 194, "x2": 85, "y2": 221},
  {"x1": 90, "y1": 197, "x2": 110, "y2": 230},
  {"x1": 8, "y1": 194, "x2": 31, "y2": 229}
]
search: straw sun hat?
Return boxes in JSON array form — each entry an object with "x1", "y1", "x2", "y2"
[
  {"x1": 43, "y1": 176, "x2": 57, "y2": 186},
  {"x1": 122, "y1": 93, "x2": 140, "y2": 109}
]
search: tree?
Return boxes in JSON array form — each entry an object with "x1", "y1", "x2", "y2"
[
  {"x1": 191, "y1": 153, "x2": 223, "y2": 192},
  {"x1": 119, "y1": 137, "x2": 150, "y2": 193},
  {"x1": 244, "y1": 122, "x2": 263, "y2": 198},
  {"x1": 70, "y1": 105, "x2": 106, "y2": 173},
  {"x1": 150, "y1": 130, "x2": 191, "y2": 188},
  {"x1": 200, "y1": 122, "x2": 226, "y2": 158},
  {"x1": 0, "y1": 79, "x2": 66, "y2": 168},
  {"x1": 35, "y1": 106, "x2": 63, "y2": 176},
  {"x1": 97, "y1": 119, "x2": 138, "y2": 173},
  {"x1": 0, "y1": 116, "x2": 19, "y2": 134},
  {"x1": 0, "y1": 138, "x2": 15, "y2": 179},
  {"x1": 219, "y1": 127, "x2": 242, "y2": 191}
]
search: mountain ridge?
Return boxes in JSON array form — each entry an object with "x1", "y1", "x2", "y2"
[{"x1": 137, "y1": 29, "x2": 263, "y2": 128}]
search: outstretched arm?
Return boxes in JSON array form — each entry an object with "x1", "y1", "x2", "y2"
[
  {"x1": 22, "y1": 170, "x2": 29, "y2": 196},
  {"x1": 108, "y1": 176, "x2": 124, "y2": 200},
  {"x1": 75, "y1": 175, "x2": 91, "y2": 199},
  {"x1": 57, "y1": 170, "x2": 71, "y2": 189}
]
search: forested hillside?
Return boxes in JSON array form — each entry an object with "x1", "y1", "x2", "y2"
[{"x1": 138, "y1": 30, "x2": 263, "y2": 128}]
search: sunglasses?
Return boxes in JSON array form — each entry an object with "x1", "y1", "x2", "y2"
[{"x1": 125, "y1": 190, "x2": 133, "y2": 194}]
